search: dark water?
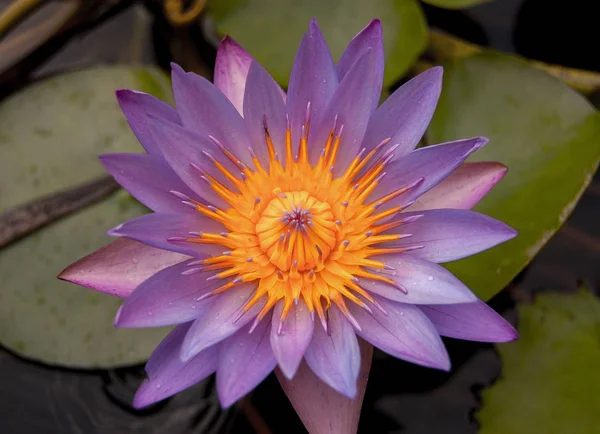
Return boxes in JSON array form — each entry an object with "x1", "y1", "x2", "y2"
[{"x1": 0, "y1": 1, "x2": 598, "y2": 433}]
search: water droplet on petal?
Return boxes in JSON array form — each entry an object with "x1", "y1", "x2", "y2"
[
  {"x1": 156, "y1": 384, "x2": 162, "y2": 389},
  {"x1": 427, "y1": 276, "x2": 434, "y2": 281},
  {"x1": 399, "y1": 311, "x2": 404, "y2": 316},
  {"x1": 132, "y1": 258, "x2": 138, "y2": 264}
]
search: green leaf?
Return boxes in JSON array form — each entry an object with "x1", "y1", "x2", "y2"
[
  {"x1": 478, "y1": 288, "x2": 600, "y2": 433},
  {"x1": 421, "y1": 0, "x2": 493, "y2": 9},
  {"x1": 206, "y1": 0, "x2": 427, "y2": 87},
  {"x1": 426, "y1": 52, "x2": 600, "y2": 301},
  {"x1": 0, "y1": 66, "x2": 172, "y2": 368}
]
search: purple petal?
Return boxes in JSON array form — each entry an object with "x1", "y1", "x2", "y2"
[
  {"x1": 216, "y1": 316, "x2": 277, "y2": 407},
  {"x1": 108, "y1": 213, "x2": 224, "y2": 258},
  {"x1": 366, "y1": 253, "x2": 477, "y2": 305},
  {"x1": 421, "y1": 300, "x2": 518, "y2": 342},
  {"x1": 243, "y1": 61, "x2": 287, "y2": 167},
  {"x1": 58, "y1": 239, "x2": 188, "y2": 298},
  {"x1": 146, "y1": 114, "x2": 240, "y2": 208},
  {"x1": 304, "y1": 306, "x2": 360, "y2": 398},
  {"x1": 133, "y1": 323, "x2": 218, "y2": 408},
  {"x1": 384, "y1": 209, "x2": 518, "y2": 263},
  {"x1": 287, "y1": 19, "x2": 338, "y2": 156},
  {"x1": 214, "y1": 36, "x2": 254, "y2": 115},
  {"x1": 276, "y1": 339, "x2": 373, "y2": 434},
  {"x1": 115, "y1": 260, "x2": 223, "y2": 328},
  {"x1": 309, "y1": 49, "x2": 378, "y2": 174},
  {"x1": 362, "y1": 67, "x2": 443, "y2": 159},
  {"x1": 411, "y1": 162, "x2": 508, "y2": 211},
  {"x1": 100, "y1": 153, "x2": 201, "y2": 214},
  {"x1": 371, "y1": 137, "x2": 488, "y2": 211},
  {"x1": 270, "y1": 299, "x2": 314, "y2": 379},
  {"x1": 116, "y1": 89, "x2": 180, "y2": 155},
  {"x1": 336, "y1": 19, "x2": 384, "y2": 112},
  {"x1": 171, "y1": 63, "x2": 252, "y2": 164},
  {"x1": 180, "y1": 283, "x2": 265, "y2": 361},
  {"x1": 349, "y1": 295, "x2": 450, "y2": 370}
]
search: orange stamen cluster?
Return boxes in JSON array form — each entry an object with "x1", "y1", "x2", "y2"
[{"x1": 174, "y1": 110, "x2": 423, "y2": 331}]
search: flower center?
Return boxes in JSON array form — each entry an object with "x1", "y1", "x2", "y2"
[
  {"x1": 256, "y1": 191, "x2": 335, "y2": 272},
  {"x1": 171, "y1": 108, "x2": 423, "y2": 330}
]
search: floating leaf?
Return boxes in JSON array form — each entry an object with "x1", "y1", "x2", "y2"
[
  {"x1": 478, "y1": 288, "x2": 600, "y2": 433},
  {"x1": 0, "y1": 66, "x2": 172, "y2": 367},
  {"x1": 421, "y1": 0, "x2": 493, "y2": 9},
  {"x1": 206, "y1": 0, "x2": 427, "y2": 87},
  {"x1": 426, "y1": 53, "x2": 600, "y2": 300}
]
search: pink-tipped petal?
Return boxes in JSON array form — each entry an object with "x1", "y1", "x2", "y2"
[
  {"x1": 337, "y1": 19, "x2": 384, "y2": 112},
  {"x1": 366, "y1": 253, "x2": 477, "y2": 305},
  {"x1": 371, "y1": 137, "x2": 488, "y2": 211},
  {"x1": 100, "y1": 153, "x2": 201, "y2": 214},
  {"x1": 411, "y1": 162, "x2": 508, "y2": 211},
  {"x1": 116, "y1": 89, "x2": 180, "y2": 155},
  {"x1": 133, "y1": 323, "x2": 218, "y2": 408},
  {"x1": 421, "y1": 300, "x2": 518, "y2": 342},
  {"x1": 180, "y1": 283, "x2": 264, "y2": 361},
  {"x1": 304, "y1": 306, "x2": 361, "y2": 398},
  {"x1": 171, "y1": 63, "x2": 252, "y2": 163},
  {"x1": 270, "y1": 299, "x2": 314, "y2": 379},
  {"x1": 115, "y1": 260, "x2": 223, "y2": 328},
  {"x1": 386, "y1": 209, "x2": 518, "y2": 263},
  {"x1": 217, "y1": 316, "x2": 277, "y2": 407},
  {"x1": 309, "y1": 49, "x2": 378, "y2": 174},
  {"x1": 287, "y1": 18, "x2": 338, "y2": 156},
  {"x1": 243, "y1": 61, "x2": 287, "y2": 167},
  {"x1": 349, "y1": 295, "x2": 450, "y2": 371},
  {"x1": 362, "y1": 67, "x2": 443, "y2": 159},
  {"x1": 277, "y1": 338, "x2": 373, "y2": 434},
  {"x1": 58, "y1": 239, "x2": 188, "y2": 298},
  {"x1": 214, "y1": 36, "x2": 254, "y2": 115},
  {"x1": 108, "y1": 213, "x2": 224, "y2": 258}
]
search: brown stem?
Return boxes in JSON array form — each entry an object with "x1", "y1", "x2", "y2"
[{"x1": 0, "y1": 176, "x2": 119, "y2": 249}]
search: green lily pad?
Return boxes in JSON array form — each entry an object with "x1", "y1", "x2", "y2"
[
  {"x1": 0, "y1": 66, "x2": 172, "y2": 368},
  {"x1": 426, "y1": 52, "x2": 600, "y2": 301},
  {"x1": 421, "y1": 0, "x2": 493, "y2": 9},
  {"x1": 206, "y1": 0, "x2": 427, "y2": 87},
  {"x1": 478, "y1": 288, "x2": 600, "y2": 433}
]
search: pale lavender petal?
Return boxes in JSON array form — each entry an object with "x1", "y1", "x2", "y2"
[
  {"x1": 108, "y1": 213, "x2": 224, "y2": 258},
  {"x1": 384, "y1": 209, "x2": 518, "y2": 263},
  {"x1": 362, "y1": 67, "x2": 443, "y2": 159},
  {"x1": 304, "y1": 306, "x2": 360, "y2": 398},
  {"x1": 287, "y1": 19, "x2": 338, "y2": 156},
  {"x1": 276, "y1": 339, "x2": 373, "y2": 434},
  {"x1": 180, "y1": 283, "x2": 265, "y2": 361},
  {"x1": 58, "y1": 239, "x2": 188, "y2": 298},
  {"x1": 171, "y1": 64, "x2": 252, "y2": 164},
  {"x1": 214, "y1": 36, "x2": 254, "y2": 115},
  {"x1": 243, "y1": 61, "x2": 287, "y2": 167},
  {"x1": 217, "y1": 316, "x2": 277, "y2": 407},
  {"x1": 336, "y1": 19, "x2": 384, "y2": 112},
  {"x1": 366, "y1": 253, "x2": 476, "y2": 305},
  {"x1": 147, "y1": 114, "x2": 239, "y2": 208},
  {"x1": 133, "y1": 323, "x2": 218, "y2": 408},
  {"x1": 270, "y1": 299, "x2": 314, "y2": 379},
  {"x1": 309, "y1": 49, "x2": 378, "y2": 174},
  {"x1": 115, "y1": 260, "x2": 223, "y2": 328},
  {"x1": 349, "y1": 295, "x2": 450, "y2": 370},
  {"x1": 371, "y1": 137, "x2": 488, "y2": 211},
  {"x1": 116, "y1": 89, "x2": 180, "y2": 155},
  {"x1": 100, "y1": 153, "x2": 201, "y2": 214},
  {"x1": 421, "y1": 301, "x2": 518, "y2": 342},
  {"x1": 411, "y1": 162, "x2": 508, "y2": 211}
]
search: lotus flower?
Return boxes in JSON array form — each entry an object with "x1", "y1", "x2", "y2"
[{"x1": 59, "y1": 18, "x2": 518, "y2": 428}]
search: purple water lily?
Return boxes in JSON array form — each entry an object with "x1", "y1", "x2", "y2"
[{"x1": 60, "y1": 18, "x2": 517, "y2": 416}]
